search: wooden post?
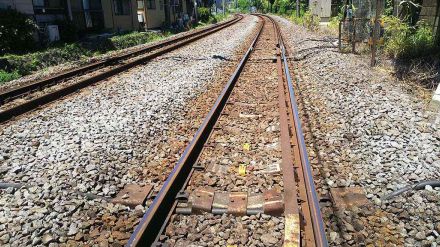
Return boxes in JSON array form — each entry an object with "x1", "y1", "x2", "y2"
[
  {"x1": 352, "y1": 18, "x2": 356, "y2": 53},
  {"x1": 338, "y1": 20, "x2": 342, "y2": 51},
  {"x1": 371, "y1": 0, "x2": 383, "y2": 67},
  {"x1": 435, "y1": 0, "x2": 440, "y2": 45},
  {"x1": 296, "y1": 0, "x2": 300, "y2": 17}
]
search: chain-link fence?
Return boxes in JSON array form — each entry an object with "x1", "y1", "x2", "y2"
[{"x1": 340, "y1": 0, "x2": 385, "y2": 46}]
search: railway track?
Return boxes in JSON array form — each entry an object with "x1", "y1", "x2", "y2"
[
  {"x1": 128, "y1": 15, "x2": 327, "y2": 247},
  {"x1": 0, "y1": 15, "x2": 242, "y2": 123}
]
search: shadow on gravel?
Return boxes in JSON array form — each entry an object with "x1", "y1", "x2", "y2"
[{"x1": 393, "y1": 57, "x2": 440, "y2": 90}]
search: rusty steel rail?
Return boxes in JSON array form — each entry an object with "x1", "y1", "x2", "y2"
[
  {"x1": 0, "y1": 15, "x2": 242, "y2": 124},
  {"x1": 126, "y1": 16, "x2": 265, "y2": 247},
  {"x1": 264, "y1": 14, "x2": 328, "y2": 246}
]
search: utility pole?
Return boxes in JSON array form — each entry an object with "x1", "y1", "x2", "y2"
[
  {"x1": 296, "y1": 0, "x2": 299, "y2": 17},
  {"x1": 194, "y1": 0, "x2": 198, "y2": 22},
  {"x1": 371, "y1": 0, "x2": 383, "y2": 67},
  {"x1": 222, "y1": 0, "x2": 225, "y2": 14}
]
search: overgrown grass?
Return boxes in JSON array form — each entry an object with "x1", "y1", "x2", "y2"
[
  {"x1": 1, "y1": 44, "x2": 93, "y2": 78},
  {"x1": 198, "y1": 11, "x2": 230, "y2": 25},
  {"x1": 0, "y1": 70, "x2": 20, "y2": 84},
  {"x1": 290, "y1": 10, "x2": 320, "y2": 31},
  {"x1": 383, "y1": 16, "x2": 439, "y2": 59},
  {"x1": 328, "y1": 16, "x2": 340, "y2": 33},
  {"x1": 0, "y1": 31, "x2": 167, "y2": 84},
  {"x1": 109, "y1": 32, "x2": 164, "y2": 50}
]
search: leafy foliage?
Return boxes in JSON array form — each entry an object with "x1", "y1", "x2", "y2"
[
  {"x1": 237, "y1": 0, "x2": 252, "y2": 12},
  {"x1": 0, "y1": 70, "x2": 20, "y2": 84},
  {"x1": 1, "y1": 44, "x2": 91, "y2": 77},
  {"x1": 0, "y1": 9, "x2": 37, "y2": 55},
  {"x1": 110, "y1": 32, "x2": 163, "y2": 50},
  {"x1": 0, "y1": 31, "x2": 167, "y2": 83},
  {"x1": 383, "y1": 16, "x2": 437, "y2": 59},
  {"x1": 291, "y1": 10, "x2": 320, "y2": 31},
  {"x1": 198, "y1": 7, "x2": 212, "y2": 22}
]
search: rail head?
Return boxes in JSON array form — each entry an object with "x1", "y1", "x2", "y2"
[{"x1": 264, "y1": 14, "x2": 328, "y2": 247}]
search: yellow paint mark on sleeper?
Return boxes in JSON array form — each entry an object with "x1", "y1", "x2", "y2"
[
  {"x1": 243, "y1": 143, "x2": 251, "y2": 151},
  {"x1": 238, "y1": 164, "x2": 247, "y2": 176}
]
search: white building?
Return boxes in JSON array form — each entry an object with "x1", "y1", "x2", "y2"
[{"x1": 309, "y1": 0, "x2": 331, "y2": 22}]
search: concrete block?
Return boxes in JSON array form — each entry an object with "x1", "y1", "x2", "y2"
[
  {"x1": 427, "y1": 84, "x2": 440, "y2": 124},
  {"x1": 422, "y1": 0, "x2": 438, "y2": 7},
  {"x1": 420, "y1": 6, "x2": 437, "y2": 16}
]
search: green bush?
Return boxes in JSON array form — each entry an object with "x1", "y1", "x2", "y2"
[
  {"x1": 0, "y1": 31, "x2": 168, "y2": 83},
  {"x1": 110, "y1": 32, "x2": 163, "y2": 50},
  {"x1": 303, "y1": 10, "x2": 320, "y2": 31},
  {"x1": 291, "y1": 10, "x2": 320, "y2": 31},
  {"x1": 214, "y1": 13, "x2": 229, "y2": 23},
  {"x1": 290, "y1": 14, "x2": 304, "y2": 25},
  {"x1": 1, "y1": 43, "x2": 91, "y2": 78},
  {"x1": 0, "y1": 9, "x2": 37, "y2": 55},
  {"x1": 208, "y1": 15, "x2": 218, "y2": 24},
  {"x1": 328, "y1": 16, "x2": 340, "y2": 31},
  {"x1": 0, "y1": 70, "x2": 21, "y2": 83},
  {"x1": 198, "y1": 7, "x2": 211, "y2": 23},
  {"x1": 383, "y1": 16, "x2": 437, "y2": 59}
]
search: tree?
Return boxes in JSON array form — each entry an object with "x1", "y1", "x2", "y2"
[
  {"x1": 0, "y1": 9, "x2": 36, "y2": 55},
  {"x1": 268, "y1": 0, "x2": 275, "y2": 11}
]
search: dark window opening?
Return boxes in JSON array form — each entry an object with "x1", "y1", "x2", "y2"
[
  {"x1": 147, "y1": 0, "x2": 156, "y2": 9},
  {"x1": 32, "y1": 0, "x2": 65, "y2": 9},
  {"x1": 113, "y1": 0, "x2": 130, "y2": 15}
]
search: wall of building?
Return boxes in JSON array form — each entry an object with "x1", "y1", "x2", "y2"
[
  {"x1": 420, "y1": 0, "x2": 439, "y2": 33},
  {"x1": 102, "y1": 0, "x2": 140, "y2": 31},
  {"x1": 0, "y1": 0, "x2": 34, "y2": 14},
  {"x1": 145, "y1": 0, "x2": 166, "y2": 28},
  {"x1": 309, "y1": 0, "x2": 331, "y2": 22}
]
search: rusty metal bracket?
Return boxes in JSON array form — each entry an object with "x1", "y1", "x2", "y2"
[
  {"x1": 212, "y1": 192, "x2": 229, "y2": 214},
  {"x1": 330, "y1": 187, "x2": 370, "y2": 210},
  {"x1": 263, "y1": 189, "x2": 284, "y2": 216},
  {"x1": 111, "y1": 184, "x2": 152, "y2": 208},
  {"x1": 192, "y1": 187, "x2": 215, "y2": 214},
  {"x1": 228, "y1": 192, "x2": 248, "y2": 216},
  {"x1": 247, "y1": 193, "x2": 264, "y2": 215}
]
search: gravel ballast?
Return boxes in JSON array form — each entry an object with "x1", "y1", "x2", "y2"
[
  {"x1": 163, "y1": 18, "x2": 285, "y2": 246},
  {"x1": 0, "y1": 15, "x2": 259, "y2": 246},
  {"x1": 273, "y1": 15, "x2": 440, "y2": 246}
]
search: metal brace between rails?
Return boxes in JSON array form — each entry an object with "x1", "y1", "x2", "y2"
[{"x1": 175, "y1": 188, "x2": 284, "y2": 216}]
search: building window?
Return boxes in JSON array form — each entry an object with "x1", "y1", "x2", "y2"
[
  {"x1": 33, "y1": 0, "x2": 45, "y2": 8},
  {"x1": 137, "y1": 0, "x2": 144, "y2": 9},
  {"x1": 146, "y1": 0, "x2": 155, "y2": 9},
  {"x1": 159, "y1": 0, "x2": 163, "y2": 10},
  {"x1": 33, "y1": 0, "x2": 64, "y2": 8},
  {"x1": 113, "y1": 0, "x2": 130, "y2": 15}
]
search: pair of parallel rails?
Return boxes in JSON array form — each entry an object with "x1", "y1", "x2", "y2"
[
  {"x1": 0, "y1": 15, "x2": 242, "y2": 123},
  {"x1": 128, "y1": 15, "x2": 328, "y2": 247}
]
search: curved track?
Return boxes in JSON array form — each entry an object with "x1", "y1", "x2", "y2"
[
  {"x1": 0, "y1": 16, "x2": 242, "y2": 123},
  {"x1": 127, "y1": 14, "x2": 328, "y2": 247}
]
